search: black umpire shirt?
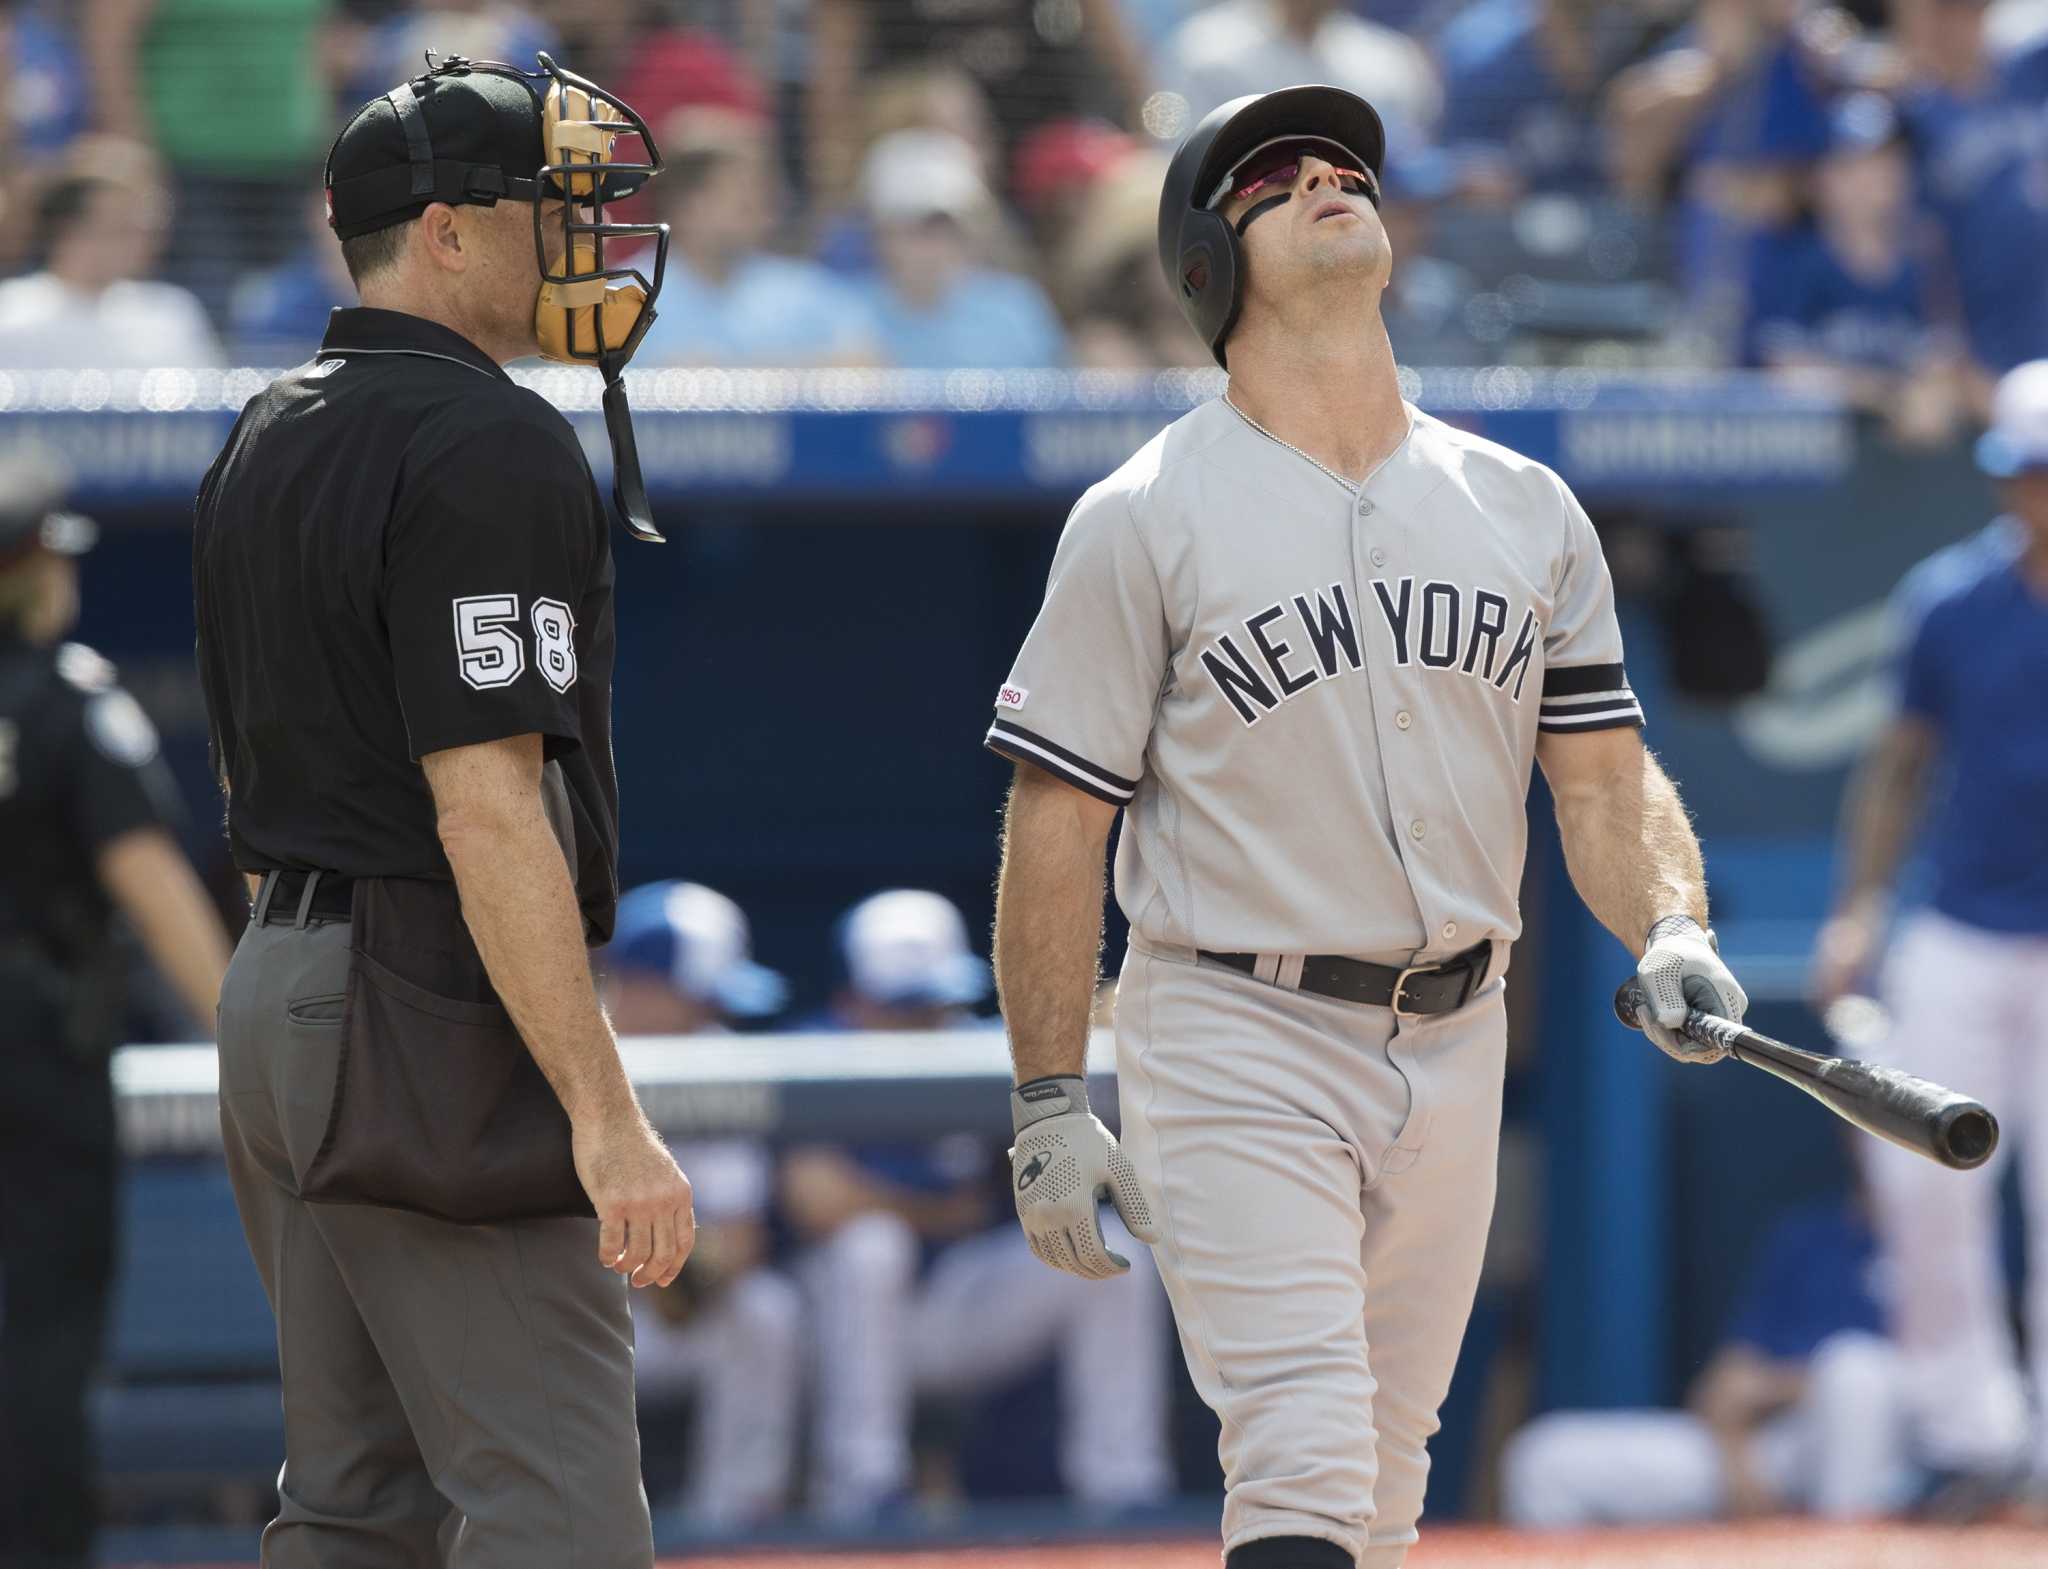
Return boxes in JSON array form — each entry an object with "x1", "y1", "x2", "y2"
[{"x1": 193, "y1": 308, "x2": 621, "y2": 941}]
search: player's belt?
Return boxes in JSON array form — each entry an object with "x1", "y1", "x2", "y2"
[{"x1": 1198, "y1": 939, "x2": 1492, "y2": 1016}]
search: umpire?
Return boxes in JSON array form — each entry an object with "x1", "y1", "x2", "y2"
[
  {"x1": 193, "y1": 53, "x2": 690, "y2": 1567},
  {"x1": 0, "y1": 451, "x2": 232, "y2": 1569}
]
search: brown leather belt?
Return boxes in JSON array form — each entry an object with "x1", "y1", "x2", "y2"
[{"x1": 1198, "y1": 939, "x2": 1492, "y2": 1016}]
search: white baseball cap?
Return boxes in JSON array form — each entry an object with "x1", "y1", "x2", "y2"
[
  {"x1": 607, "y1": 880, "x2": 788, "y2": 1018},
  {"x1": 838, "y1": 889, "x2": 991, "y2": 1008},
  {"x1": 861, "y1": 128, "x2": 990, "y2": 224},
  {"x1": 1976, "y1": 359, "x2": 2048, "y2": 478}
]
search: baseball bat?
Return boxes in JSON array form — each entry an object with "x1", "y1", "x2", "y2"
[{"x1": 1612, "y1": 981, "x2": 1998, "y2": 1171}]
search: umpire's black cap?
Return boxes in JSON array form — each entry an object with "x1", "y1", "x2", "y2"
[
  {"x1": 1157, "y1": 85, "x2": 1386, "y2": 367},
  {"x1": 0, "y1": 448, "x2": 94, "y2": 561},
  {"x1": 324, "y1": 55, "x2": 643, "y2": 241}
]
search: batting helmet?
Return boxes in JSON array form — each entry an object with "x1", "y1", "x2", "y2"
[{"x1": 1156, "y1": 85, "x2": 1386, "y2": 367}]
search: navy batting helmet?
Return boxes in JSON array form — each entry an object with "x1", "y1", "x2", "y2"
[{"x1": 1156, "y1": 85, "x2": 1386, "y2": 368}]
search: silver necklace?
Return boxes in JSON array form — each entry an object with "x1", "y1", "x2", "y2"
[{"x1": 1224, "y1": 392, "x2": 1360, "y2": 494}]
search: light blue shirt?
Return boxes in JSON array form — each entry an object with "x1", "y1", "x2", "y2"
[
  {"x1": 635, "y1": 253, "x2": 882, "y2": 367},
  {"x1": 856, "y1": 269, "x2": 1067, "y2": 370}
]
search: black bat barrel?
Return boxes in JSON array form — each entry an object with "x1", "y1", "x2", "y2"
[{"x1": 1611, "y1": 980, "x2": 1999, "y2": 1172}]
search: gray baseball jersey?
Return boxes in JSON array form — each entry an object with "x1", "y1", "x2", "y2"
[{"x1": 985, "y1": 398, "x2": 1643, "y2": 964}]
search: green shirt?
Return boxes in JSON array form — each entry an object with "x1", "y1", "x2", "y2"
[{"x1": 142, "y1": 0, "x2": 331, "y2": 175}]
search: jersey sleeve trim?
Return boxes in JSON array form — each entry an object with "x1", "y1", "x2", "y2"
[
  {"x1": 1539, "y1": 662, "x2": 1644, "y2": 732},
  {"x1": 1541, "y1": 661, "x2": 1628, "y2": 698},
  {"x1": 984, "y1": 718, "x2": 1138, "y2": 806}
]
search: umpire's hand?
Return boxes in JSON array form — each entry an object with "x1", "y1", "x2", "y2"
[
  {"x1": 573, "y1": 1105, "x2": 696, "y2": 1288},
  {"x1": 1009, "y1": 1075, "x2": 1159, "y2": 1280}
]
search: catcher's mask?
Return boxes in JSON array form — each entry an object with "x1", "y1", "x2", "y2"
[{"x1": 325, "y1": 51, "x2": 670, "y2": 541}]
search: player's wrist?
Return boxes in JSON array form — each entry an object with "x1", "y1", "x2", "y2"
[
  {"x1": 1012, "y1": 1073, "x2": 1090, "y2": 1132},
  {"x1": 1645, "y1": 912, "x2": 1715, "y2": 952}
]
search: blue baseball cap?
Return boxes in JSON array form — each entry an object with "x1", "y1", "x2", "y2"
[
  {"x1": 836, "y1": 889, "x2": 990, "y2": 1009},
  {"x1": 1977, "y1": 360, "x2": 2048, "y2": 478},
  {"x1": 605, "y1": 880, "x2": 788, "y2": 1018}
]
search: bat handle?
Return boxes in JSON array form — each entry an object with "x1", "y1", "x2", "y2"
[
  {"x1": 1613, "y1": 979, "x2": 1649, "y2": 1031},
  {"x1": 1612, "y1": 978, "x2": 1740, "y2": 1057}
]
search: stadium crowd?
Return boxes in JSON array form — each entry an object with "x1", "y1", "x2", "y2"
[{"x1": 0, "y1": 0, "x2": 2039, "y2": 431}]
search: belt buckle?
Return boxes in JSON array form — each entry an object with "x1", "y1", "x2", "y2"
[{"x1": 1391, "y1": 964, "x2": 1427, "y2": 1017}]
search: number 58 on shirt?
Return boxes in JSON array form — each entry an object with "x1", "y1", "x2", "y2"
[{"x1": 452, "y1": 594, "x2": 578, "y2": 694}]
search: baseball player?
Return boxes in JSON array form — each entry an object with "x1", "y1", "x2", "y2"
[
  {"x1": 986, "y1": 86, "x2": 1748, "y2": 1569},
  {"x1": 1810, "y1": 359, "x2": 2048, "y2": 1510}
]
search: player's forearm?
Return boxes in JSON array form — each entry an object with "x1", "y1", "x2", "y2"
[
  {"x1": 427, "y1": 748, "x2": 637, "y2": 1124},
  {"x1": 994, "y1": 766, "x2": 1115, "y2": 1083},
  {"x1": 98, "y1": 828, "x2": 233, "y2": 1031},
  {"x1": 1553, "y1": 746, "x2": 1708, "y2": 956},
  {"x1": 1831, "y1": 722, "x2": 1934, "y2": 914}
]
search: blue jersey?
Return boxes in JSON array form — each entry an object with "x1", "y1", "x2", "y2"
[
  {"x1": 1724, "y1": 1201, "x2": 1884, "y2": 1362},
  {"x1": 1899, "y1": 535, "x2": 2048, "y2": 934},
  {"x1": 1744, "y1": 225, "x2": 1934, "y2": 371},
  {"x1": 1899, "y1": 41, "x2": 2048, "y2": 372},
  {"x1": 1436, "y1": 0, "x2": 1607, "y2": 196}
]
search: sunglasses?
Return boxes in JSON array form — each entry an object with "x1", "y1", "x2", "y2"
[{"x1": 1209, "y1": 137, "x2": 1379, "y2": 210}]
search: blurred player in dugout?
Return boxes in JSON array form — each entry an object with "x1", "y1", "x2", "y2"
[
  {"x1": 783, "y1": 889, "x2": 1174, "y2": 1522},
  {"x1": 601, "y1": 880, "x2": 804, "y2": 1528},
  {"x1": 1812, "y1": 358, "x2": 2048, "y2": 1516},
  {"x1": 0, "y1": 451, "x2": 232, "y2": 1569}
]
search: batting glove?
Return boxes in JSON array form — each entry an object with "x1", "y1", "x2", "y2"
[
  {"x1": 1009, "y1": 1075, "x2": 1159, "y2": 1281},
  {"x1": 1636, "y1": 915, "x2": 1747, "y2": 1065}
]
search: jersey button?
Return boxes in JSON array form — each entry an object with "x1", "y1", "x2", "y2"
[
  {"x1": 1370, "y1": 547, "x2": 1388, "y2": 567},
  {"x1": 1395, "y1": 710, "x2": 1412, "y2": 730},
  {"x1": 1357, "y1": 497, "x2": 1376, "y2": 516},
  {"x1": 1442, "y1": 921, "x2": 1459, "y2": 941},
  {"x1": 1410, "y1": 818, "x2": 1426, "y2": 839}
]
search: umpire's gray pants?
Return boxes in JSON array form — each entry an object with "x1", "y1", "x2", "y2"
[{"x1": 218, "y1": 914, "x2": 652, "y2": 1569}]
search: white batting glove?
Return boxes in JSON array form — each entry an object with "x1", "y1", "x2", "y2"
[
  {"x1": 1636, "y1": 915, "x2": 1747, "y2": 1065},
  {"x1": 1009, "y1": 1075, "x2": 1159, "y2": 1281}
]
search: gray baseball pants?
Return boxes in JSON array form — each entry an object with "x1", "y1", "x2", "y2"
[
  {"x1": 217, "y1": 911, "x2": 652, "y2": 1568},
  {"x1": 1115, "y1": 944, "x2": 1508, "y2": 1568}
]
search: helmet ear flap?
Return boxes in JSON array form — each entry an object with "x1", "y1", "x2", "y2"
[{"x1": 1176, "y1": 207, "x2": 1241, "y2": 369}]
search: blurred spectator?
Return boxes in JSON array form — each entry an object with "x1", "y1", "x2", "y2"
[
  {"x1": 1437, "y1": 0, "x2": 1673, "y2": 202},
  {"x1": 782, "y1": 890, "x2": 1172, "y2": 1522},
  {"x1": 1891, "y1": 0, "x2": 2048, "y2": 398},
  {"x1": 1606, "y1": 0, "x2": 1855, "y2": 359},
  {"x1": 227, "y1": 189, "x2": 352, "y2": 364},
  {"x1": 633, "y1": 109, "x2": 882, "y2": 368},
  {"x1": 548, "y1": 0, "x2": 770, "y2": 131},
  {"x1": 1745, "y1": 92, "x2": 1964, "y2": 446},
  {"x1": 1054, "y1": 150, "x2": 1215, "y2": 368},
  {"x1": 0, "y1": 2, "x2": 87, "y2": 157},
  {"x1": 1013, "y1": 117, "x2": 1139, "y2": 263},
  {"x1": 600, "y1": 881, "x2": 801, "y2": 1528},
  {"x1": 807, "y1": 0, "x2": 1150, "y2": 216},
  {"x1": 813, "y1": 62, "x2": 1007, "y2": 275},
  {"x1": 1501, "y1": 1192, "x2": 1910, "y2": 1525},
  {"x1": 853, "y1": 129, "x2": 1068, "y2": 369},
  {"x1": 0, "y1": 2, "x2": 89, "y2": 272},
  {"x1": 0, "y1": 144, "x2": 223, "y2": 368},
  {"x1": 81, "y1": 0, "x2": 341, "y2": 326},
  {"x1": 1376, "y1": 141, "x2": 1489, "y2": 366},
  {"x1": 1161, "y1": 0, "x2": 1443, "y2": 137},
  {"x1": 345, "y1": 1, "x2": 555, "y2": 108}
]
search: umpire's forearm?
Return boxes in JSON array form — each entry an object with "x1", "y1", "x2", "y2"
[
  {"x1": 994, "y1": 765, "x2": 1116, "y2": 1083},
  {"x1": 1554, "y1": 747, "x2": 1707, "y2": 956},
  {"x1": 425, "y1": 739, "x2": 637, "y2": 1125}
]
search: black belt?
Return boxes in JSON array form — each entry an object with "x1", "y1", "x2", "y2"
[
  {"x1": 1198, "y1": 939, "x2": 1492, "y2": 1016},
  {"x1": 253, "y1": 869, "x2": 356, "y2": 927}
]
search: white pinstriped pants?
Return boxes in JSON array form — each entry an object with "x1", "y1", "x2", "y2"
[{"x1": 1115, "y1": 944, "x2": 1507, "y2": 1567}]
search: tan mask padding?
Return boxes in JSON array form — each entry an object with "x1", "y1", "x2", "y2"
[
  {"x1": 536, "y1": 239, "x2": 651, "y2": 363},
  {"x1": 534, "y1": 83, "x2": 650, "y2": 362}
]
